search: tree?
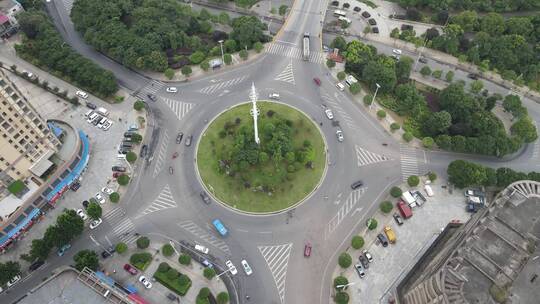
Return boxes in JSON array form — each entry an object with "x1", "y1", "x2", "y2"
[
  {"x1": 164, "y1": 68, "x2": 175, "y2": 80},
  {"x1": 406, "y1": 7, "x2": 422, "y2": 21},
  {"x1": 380, "y1": 201, "x2": 393, "y2": 213},
  {"x1": 451, "y1": 10, "x2": 478, "y2": 32},
  {"x1": 351, "y1": 235, "x2": 364, "y2": 249},
  {"x1": 86, "y1": 202, "x2": 102, "y2": 220},
  {"x1": 117, "y1": 174, "x2": 130, "y2": 186},
  {"x1": 349, "y1": 82, "x2": 361, "y2": 95},
  {"x1": 445, "y1": 70, "x2": 454, "y2": 82},
  {"x1": 29, "y1": 238, "x2": 52, "y2": 261},
  {"x1": 447, "y1": 160, "x2": 488, "y2": 188},
  {"x1": 338, "y1": 252, "x2": 352, "y2": 268},
  {"x1": 425, "y1": 27, "x2": 440, "y2": 40},
  {"x1": 217, "y1": 291, "x2": 230, "y2": 304},
  {"x1": 0, "y1": 261, "x2": 21, "y2": 285},
  {"x1": 136, "y1": 236, "x2": 150, "y2": 249},
  {"x1": 511, "y1": 117, "x2": 538, "y2": 143},
  {"x1": 337, "y1": 71, "x2": 346, "y2": 80},
  {"x1": 394, "y1": 83, "x2": 426, "y2": 116},
  {"x1": 181, "y1": 66, "x2": 192, "y2": 77},
  {"x1": 179, "y1": 254, "x2": 191, "y2": 265},
  {"x1": 115, "y1": 242, "x2": 127, "y2": 254},
  {"x1": 330, "y1": 36, "x2": 347, "y2": 52},
  {"x1": 333, "y1": 276, "x2": 349, "y2": 290},
  {"x1": 395, "y1": 56, "x2": 413, "y2": 82},
  {"x1": 253, "y1": 41, "x2": 263, "y2": 53},
  {"x1": 503, "y1": 95, "x2": 527, "y2": 118},
  {"x1": 54, "y1": 210, "x2": 85, "y2": 247},
  {"x1": 162, "y1": 244, "x2": 174, "y2": 257},
  {"x1": 480, "y1": 13, "x2": 505, "y2": 36},
  {"x1": 439, "y1": 83, "x2": 481, "y2": 124},
  {"x1": 326, "y1": 59, "x2": 336, "y2": 68},
  {"x1": 224, "y1": 39, "x2": 237, "y2": 52},
  {"x1": 109, "y1": 192, "x2": 120, "y2": 203},
  {"x1": 230, "y1": 16, "x2": 266, "y2": 48},
  {"x1": 362, "y1": 61, "x2": 397, "y2": 93},
  {"x1": 73, "y1": 250, "x2": 99, "y2": 271},
  {"x1": 390, "y1": 186, "x2": 402, "y2": 197},
  {"x1": 420, "y1": 66, "x2": 432, "y2": 77},
  {"x1": 363, "y1": 94, "x2": 373, "y2": 106},
  {"x1": 223, "y1": 53, "x2": 232, "y2": 65},
  {"x1": 203, "y1": 267, "x2": 216, "y2": 279},
  {"x1": 278, "y1": 5, "x2": 288, "y2": 16},
  {"x1": 131, "y1": 134, "x2": 142, "y2": 143},
  {"x1": 428, "y1": 172, "x2": 437, "y2": 182},
  {"x1": 407, "y1": 175, "x2": 420, "y2": 187},
  {"x1": 126, "y1": 151, "x2": 137, "y2": 163},
  {"x1": 422, "y1": 137, "x2": 435, "y2": 148},
  {"x1": 239, "y1": 49, "x2": 248, "y2": 60},
  {"x1": 200, "y1": 60, "x2": 210, "y2": 71},
  {"x1": 403, "y1": 132, "x2": 413, "y2": 142},
  {"x1": 377, "y1": 110, "x2": 386, "y2": 119},
  {"x1": 469, "y1": 80, "x2": 484, "y2": 94},
  {"x1": 367, "y1": 218, "x2": 378, "y2": 230},
  {"x1": 335, "y1": 292, "x2": 349, "y2": 304}
]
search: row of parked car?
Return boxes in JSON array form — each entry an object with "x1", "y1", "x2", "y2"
[
  {"x1": 354, "y1": 249, "x2": 374, "y2": 278},
  {"x1": 85, "y1": 107, "x2": 113, "y2": 131}
]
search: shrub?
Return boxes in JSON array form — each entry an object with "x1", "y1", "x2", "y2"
[
  {"x1": 390, "y1": 186, "x2": 402, "y2": 197},
  {"x1": 162, "y1": 244, "x2": 174, "y2": 257},
  {"x1": 333, "y1": 276, "x2": 348, "y2": 290},
  {"x1": 109, "y1": 192, "x2": 120, "y2": 203},
  {"x1": 428, "y1": 171, "x2": 437, "y2": 182},
  {"x1": 136, "y1": 236, "x2": 150, "y2": 249},
  {"x1": 115, "y1": 242, "x2": 127, "y2": 254},
  {"x1": 377, "y1": 110, "x2": 386, "y2": 119},
  {"x1": 338, "y1": 252, "x2": 352, "y2": 268},
  {"x1": 349, "y1": 82, "x2": 361, "y2": 95},
  {"x1": 158, "y1": 262, "x2": 170, "y2": 273},
  {"x1": 403, "y1": 132, "x2": 413, "y2": 142},
  {"x1": 126, "y1": 151, "x2": 137, "y2": 163},
  {"x1": 166, "y1": 268, "x2": 179, "y2": 280},
  {"x1": 337, "y1": 71, "x2": 346, "y2": 80},
  {"x1": 326, "y1": 59, "x2": 336, "y2": 68},
  {"x1": 129, "y1": 252, "x2": 152, "y2": 270},
  {"x1": 420, "y1": 66, "x2": 432, "y2": 77},
  {"x1": 164, "y1": 68, "x2": 175, "y2": 79},
  {"x1": 134, "y1": 100, "x2": 145, "y2": 111},
  {"x1": 335, "y1": 291, "x2": 349, "y2": 304},
  {"x1": 279, "y1": 5, "x2": 288, "y2": 16},
  {"x1": 407, "y1": 175, "x2": 420, "y2": 187},
  {"x1": 179, "y1": 254, "x2": 191, "y2": 265},
  {"x1": 203, "y1": 267, "x2": 216, "y2": 279},
  {"x1": 200, "y1": 60, "x2": 210, "y2": 71},
  {"x1": 131, "y1": 133, "x2": 142, "y2": 143},
  {"x1": 445, "y1": 70, "x2": 454, "y2": 82},
  {"x1": 351, "y1": 236, "x2": 364, "y2": 249},
  {"x1": 217, "y1": 291, "x2": 230, "y2": 304},
  {"x1": 380, "y1": 201, "x2": 393, "y2": 213},
  {"x1": 224, "y1": 53, "x2": 232, "y2": 65},
  {"x1": 181, "y1": 66, "x2": 192, "y2": 77},
  {"x1": 367, "y1": 218, "x2": 378, "y2": 230},
  {"x1": 253, "y1": 42, "x2": 263, "y2": 53},
  {"x1": 363, "y1": 94, "x2": 373, "y2": 106},
  {"x1": 189, "y1": 51, "x2": 206, "y2": 64},
  {"x1": 198, "y1": 287, "x2": 211, "y2": 299},
  {"x1": 117, "y1": 174, "x2": 130, "y2": 186},
  {"x1": 422, "y1": 137, "x2": 434, "y2": 149},
  {"x1": 239, "y1": 49, "x2": 248, "y2": 60},
  {"x1": 432, "y1": 70, "x2": 442, "y2": 79},
  {"x1": 390, "y1": 123, "x2": 400, "y2": 132}
]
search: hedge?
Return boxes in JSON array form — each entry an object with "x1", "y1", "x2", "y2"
[{"x1": 154, "y1": 266, "x2": 192, "y2": 296}]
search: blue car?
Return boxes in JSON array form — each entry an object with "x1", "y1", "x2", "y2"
[
  {"x1": 57, "y1": 244, "x2": 72, "y2": 256},
  {"x1": 212, "y1": 219, "x2": 228, "y2": 236}
]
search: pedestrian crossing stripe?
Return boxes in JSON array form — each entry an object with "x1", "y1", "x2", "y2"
[
  {"x1": 198, "y1": 76, "x2": 248, "y2": 95},
  {"x1": 355, "y1": 145, "x2": 391, "y2": 167},
  {"x1": 325, "y1": 188, "x2": 366, "y2": 239},
  {"x1": 400, "y1": 145, "x2": 419, "y2": 181},
  {"x1": 177, "y1": 220, "x2": 231, "y2": 254},
  {"x1": 103, "y1": 207, "x2": 137, "y2": 244},
  {"x1": 152, "y1": 130, "x2": 169, "y2": 178},
  {"x1": 136, "y1": 185, "x2": 177, "y2": 218},
  {"x1": 258, "y1": 243, "x2": 293, "y2": 304},
  {"x1": 265, "y1": 42, "x2": 325, "y2": 64},
  {"x1": 163, "y1": 98, "x2": 194, "y2": 120},
  {"x1": 274, "y1": 61, "x2": 295, "y2": 84}
]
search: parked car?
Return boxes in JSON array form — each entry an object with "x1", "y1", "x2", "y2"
[
  {"x1": 200, "y1": 191, "x2": 211, "y2": 204},
  {"x1": 167, "y1": 293, "x2": 178, "y2": 301},
  {"x1": 361, "y1": 11, "x2": 371, "y2": 18},
  {"x1": 350, "y1": 180, "x2": 363, "y2": 190},
  {"x1": 225, "y1": 260, "x2": 238, "y2": 275},
  {"x1": 29, "y1": 260, "x2": 44, "y2": 271},
  {"x1": 392, "y1": 49, "x2": 402, "y2": 55},
  {"x1": 397, "y1": 200, "x2": 413, "y2": 218},
  {"x1": 95, "y1": 193, "x2": 106, "y2": 204},
  {"x1": 353, "y1": 6, "x2": 361, "y2": 12},
  {"x1": 336, "y1": 129, "x2": 344, "y2": 142},
  {"x1": 185, "y1": 135, "x2": 193, "y2": 147},
  {"x1": 139, "y1": 275, "x2": 152, "y2": 289},
  {"x1": 304, "y1": 242, "x2": 312, "y2": 257},
  {"x1": 76, "y1": 209, "x2": 88, "y2": 220},
  {"x1": 195, "y1": 244, "x2": 209, "y2": 254},
  {"x1": 419, "y1": 57, "x2": 428, "y2": 63},
  {"x1": 76, "y1": 90, "x2": 89, "y2": 99},
  {"x1": 112, "y1": 166, "x2": 127, "y2": 172},
  {"x1": 241, "y1": 260, "x2": 253, "y2": 276},
  {"x1": 85, "y1": 102, "x2": 96, "y2": 109},
  {"x1": 368, "y1": 18, "x2": 377, "y2": 25},
  {"x1": 57, "y1": 244, "x2": 71, "y2": 256},
  {"x1": 464, "y1": 189, "x2": 485, "y2": 197},
  {"x1": 393, "y1": 213, "x2": 404, "y2": 225},
  {"x1": 6, "y1": 275, "x2": 21, "y2": 288},
  {"x1": 467, "y1": 73, "x2": 480, "y2": 80},
  {"x1": 90, "y1": 218, "x2": 103, "y2": 229},
  {"x1": 269, "y1": 93, "x2": 280, "y2": 100},
  {"x1": 82, "y1": 200, "x2": 89, "y2": 209},
  {"x1": 354, "y1": 263, "x2": 366, "y2": 278},
  {"x1": 176, "y1": 132, "x2": 184, "y2": 144},
  {"x1": 372, "y1": 27, "x2": 379, "y2": 33},
  {"x1": 166, "y1": 87, "x2": 178, "y2": 93},
  {"x1": 362, "y1": 249, "x2": 373, "y2": 263},
  {"x1": 70, "y1": 182, "x2": 81, "y2": 192},
  {"x1": 424, "y1": 185, "x2": 434, "y2": 197},
  {"x1": 377, "y1": 233, "x2": 389, "y2": 247},
  {"x1": 101, "y1": 187, "x2": 114, "y2": 195},
  {"x1": 358, "y1": 255, "x2": 369, "y2": 269},
  {"x1": 123, "y1": 263, "x2": 138, "y2": 275},
  {"x1": 313, "y1": 77, "x2": 321, "y2": 86},
  {"x1": 384, "y1": 226, "x2": 396, "y2": 243},
  {"x1": 324, "y1": 108, "x2": 334, "y2": 120},
  {"x1": 336, "y1": 82, "x2": 345, "y2": 91}
]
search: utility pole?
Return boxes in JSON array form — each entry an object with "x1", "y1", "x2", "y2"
[
  {"x1": 370, "y1": 83, "x2": 381, "y2": 110},
  {"x1": 249, "y1": 83, "x2": 260, "y2": 144},
  {"x1": 218, "y1": 40, "x2": 225, "y2": 64}
]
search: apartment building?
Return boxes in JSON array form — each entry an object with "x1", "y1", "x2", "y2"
[{"x1": 0, "y1": 0, "x2": 24, "y2": 39}]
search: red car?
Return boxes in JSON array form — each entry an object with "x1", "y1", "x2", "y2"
[
  {"x1": 123, "y1": 263, "x2": 138, "y2": 275},
  {"x1": 313, "y1": 78, "x2": 321, "y2": 86},
  {"x1": 113, "y1": 172, "x2": 121, "y2": 178},
  {"x1": 304, "y1": 242, "x2": 312, "y2": 257}
]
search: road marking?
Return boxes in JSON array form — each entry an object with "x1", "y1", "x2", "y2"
[
  {"x1": 136, "y1": 184, "x2": 177, "y2": 218},
  {"x1": 162, "y1": 98, "x2": 194, "y2": 120},
  {"x1": 177, "y1": 220, "x2": 231, "y2": 254},
  {"x1": 152, "y1": 130, "x2": 169, "y2": 178},
  {"x1": 258, "y1": 243, "x2": 293, "y2": 304},
  {"x1": 325, "y1": 188, "x2": 367, "y2": 240},
  {"x1": 103, "y1": 207, "x2": 138, "y2": 244},
  {"x1": 274, "y1": 61, "x2": 295, "y2": 85},
  {"x1": 321, "y1": 93, "x2": 360, "y2": 131},
  {"x1": 400, "y1": 144, "x2": 419, "y2": 181},
  {"x1": 355, "y1": 145, "x2": 391, "y2": 167},
  {"x1": 265, "y1": 42, "x2": 325, "y2": 64},
  {"x1": 198, "y1": 75, "x2": 248, "y2": 95}
]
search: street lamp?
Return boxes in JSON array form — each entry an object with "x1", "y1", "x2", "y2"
[
  {"x1": 370, "y1": 83, "x2": 381, "y2": 110},
  {"x1": 215, "y1": 267, "x2": 232, "y2": 279},
  {"x1": 218, "y1": 40, "x2": 225, "y2": 64},
  {"x1": 336, "y1": 281, "x2": 358, "y2": 291}
]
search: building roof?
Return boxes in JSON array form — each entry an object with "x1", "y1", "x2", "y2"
[
  {"x1": 28, "y1": 149, "x2": 55, "y2": 177},
  {"x1": 0, "y1": 0, "x2": 19, "y2": 12},
  {"x1": 0, "y1": 14, "x2": 8, "y2": 24}
]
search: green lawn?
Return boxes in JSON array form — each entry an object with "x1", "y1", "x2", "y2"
[{"x1": 197, "y1": 102, "x2": 326, "y2": 213}]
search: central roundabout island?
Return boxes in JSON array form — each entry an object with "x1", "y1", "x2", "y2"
[{"x1": 196, "y1": 101, "x2": 327, "y2": 214}]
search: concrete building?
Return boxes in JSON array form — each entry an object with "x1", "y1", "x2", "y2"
[
  {"x1": 397, "y1": 181, "x2": 540, "y2": 304},
  {"x1": 0, "y1": 68, "x2": 60, "y2": 200},
  {"x1": 0, "y1": 0, "x2": 24, "y2": 39}
]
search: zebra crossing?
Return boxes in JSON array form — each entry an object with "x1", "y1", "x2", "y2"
[
  {"x1": 177, "y1": 220, "x2": 230, "y2": 254},
  {"x1": 163, "y1": 98, "x2": 194, "y2": 120},
  {"x1": 137, "y1": 185, "x2": 177, "y2": 218},
  {"x1": 103, "y1": 207, "x2": 138, "y2": 244},
  {"x1": 265, "y1": 42, "x2": 325, "y2": 64},
  {"x1": 258, "y1": 243, "x2": 293, "y2": 304},
  {"x1": 134, "y1": 80, "x2": 165, "y2": 100},
  {"x1": 62, "y1": 0, "x2": 74, "y2": 12},
  {"x1": 321, "y1": 93, "x2": 359, "y2": 130},
  {"x1": 325, "y1": 188, "x2": 367, "y2": 240},
  {"x1": 198, "y1": 76, "x2": 248, "y2": 95},
  {"x1": 152, "y1": 130, "x2": 169, "y2": 178},
  {"x1": 355, "y1": 145, "x2": 391, "y2": 167},
  {"x1": 400, "y1": 145, "x2": 420, "y2": 181},
  {"x1": 533, "y1": 140, "x2": 540, "y2": 161},
  {"x1": 274, "y1": 61, "x2": 295, "y2": 85}
]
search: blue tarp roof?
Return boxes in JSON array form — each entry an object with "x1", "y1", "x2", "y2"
[
  {"x1": 95, "y1": 271, "x2": 115, "y2": 287},
  {"x1": 0, "y1": 208, "x2": 41, "y2": 246},
  {"x1": 47, "y1": 122, "x2": 63, "y2": 138}
]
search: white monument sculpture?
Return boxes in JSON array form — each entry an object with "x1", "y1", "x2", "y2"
[{"x1": 249, "y1": 82, "x2": 261, "y2": 145}]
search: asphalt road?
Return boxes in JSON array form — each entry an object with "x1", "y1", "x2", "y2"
[{"x1": 4, "y1": 0, "x2": 540, "y2": 303}]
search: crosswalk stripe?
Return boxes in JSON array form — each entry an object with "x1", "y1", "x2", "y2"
[
  {"x1": 137, "y1": 185, "x2": 177, "y2": 218},
  {"x1": 258, "y1": 243, "x2": 293, "y2": 304},
  {"x1": 163, "y1": 98, "x2": 194, "y2": 120},
  {"x1": 325, "y1": 188, "x2": 367, "y2": 239},
  {"x1": 177, "y1": 220, "x2": 230, "y2": 254},
  {"x1": 198, "y1": 76, "x2": 247, "y2": 95},
  {"x1": 400, "y1": 145, "x2": 419, "y2": 181},
  {"x1": 152, "y1": 130, "x2": 169, "y2": 178},
  {"x1": 265, "y1": 42, "x2": 325, "y2": 64},
  {"x1": 355, "y1": 145, "x2": 391, "y2": 167},
  {"x1": 274, "y1": 61, "x2": 295, "y2": 85}
]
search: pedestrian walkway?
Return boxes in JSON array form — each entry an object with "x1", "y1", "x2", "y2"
[
  {"x1": 321, "y1": 93, "x2": 360, "y2": 131},
  {"x1": 152, "y1": 130, "x2": 169, "y2": 178},
  {"x1": 198, "y1": 75, "x2": 248, "y2": 95},
  {"x1": 136, "y1": 184, "x2": 177, "y2": 218},
  {"x1": 177, "y1": 220, "x2": 231, "y2": 254},
  {"x1": 162, "y1": 98, "x2": 194, "y2": 121},
  {"x1": 400, "y1": 145, "x2": 420, "y2": 181},
  {"x1": 133, "y1": 80, "x2": 165, "y2": 101},
  {"x1": 274, "y1": 61, "x2": 295, "y2": 85},
  {"x1": 258, "y1": 243, "x2": 293, "y2": 304},
  {"x1": 62, "y1": 0, "x2": 74, "y2": 12},
  {"x1": 355, "y1": 145, "x2": 391, "y2": 167},
  {"x1": 325, "y1": 188, "x2": 367, "y2": 240},
  {"x1": 265, "y1": 42, "x2": 325, "y2": 64},
  {"x1": 103, "y1": 207, "x2": 138, "y2": 244}
]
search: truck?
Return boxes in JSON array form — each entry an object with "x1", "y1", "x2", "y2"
[
  {"x1": 396, "y1": 200, "x2": 413, "y2": 219},
  {"x1": 384, "y1": 226, "x2": 396, "y2": 244},
  {"x1": 302, "y1": 32, "x2": 310, "y2": 61}
]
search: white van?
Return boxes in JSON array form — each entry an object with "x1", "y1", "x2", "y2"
[
  {"x1": 117, "y1": 154, "x2": 127, "y2": 160},
  {"x1": 424, "y1": 185, "x2": 434, "y2": 197},
  {"x1": 87, "y1": 113, "x2": 98, "y2": 124},
  {"x1": 345, "y1": 75, "x2": 358, "y2": 86},
  {"x1": 96, "y1": 107, "x2": 109, "y2": 117}
]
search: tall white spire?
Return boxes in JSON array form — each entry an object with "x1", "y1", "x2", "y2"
[{"x1": 249, "y1": 82, "x2": 260, "y2": 145}]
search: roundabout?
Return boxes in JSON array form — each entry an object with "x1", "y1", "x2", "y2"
[{"x1": 196, "y1": 101, "x2": 327, "y2": 214}]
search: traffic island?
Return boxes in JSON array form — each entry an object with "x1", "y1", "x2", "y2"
[{"x1": 196, "y1": 101, "x2": 327, "y2": 213}]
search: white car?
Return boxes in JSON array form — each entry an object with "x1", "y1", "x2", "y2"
[
  {"x1": 166, "y1": 87, "x2": 178, "y2": 93},
  {"x1": 392, "y1": 49, "x2": 402, "y2": 55},
  {"x1": 336, "y1": 82, "x2": 345, "y2": 91},
  {"x1": 95, "y1": 193, "x2": 106, "y2": 204},
  {"x1": 138, "y1": 275, "x2": 152, "y2": 289},
  {"x1": 269, "y1": 93, "x2": 280, "y2": 100},
  {"x1": 101, "y1": 187, "x2": 114, "y2": 195},
  {"x1": 336, "y1": 129, "x2": 344, "y2": 142},
  {"x1": 90, "y1": 218, "x2": 103, "y2": 229},
  {"x1": 102, "y1": 120, "x2": 113, "y2": 131},
  {"x1": 6, "y1": 275, "x2": 21, "y2": 287},
  {"x1": 76, "y1": 209, "x2": 88, "y2": 220},
  {"x1": 195, "y1": 244, "x2": 209, "y2": 254},
  {"x1": 324, "y1": 108, "x2": 334, "y2": 120},
  {"x1": 225, "y1": 260, "x2": 238, "y2": 275},
  {"x1": 75, "y1": 90, "x2": 89, "y2": 99},
  {"x1": 241, "y1": 259, "x2": 253, "y2": 276}
]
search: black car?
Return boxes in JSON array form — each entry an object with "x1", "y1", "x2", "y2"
[
  {"x1": 29, "y1": 260, "x2": 44, "y2": 271},
  {"x1": 124, "y1": 132, "x2": 135, "y2": 138},
  {"x1": 368, "y1": 18, "x2": 377, "y2": 25},
  {"x1": 200, "y1": 191, "x2": 211, "y2": 204},
  {"x1": 101, "y1": 247, "x2": 115, "y2": 259},
  {"x1": 351, "y1": 180, "x2": 363, "y2": 190},
  {"x1": 393, "y1": 213, "x2": 404, "y2": 225},
  {"x1": 372, "y1": 27, "x2": 379, "y2": 33},
  {"x1": 353, "y1": 6, "x2": 361, "y2": 12},
  {"x1": 121, "y1": 142, "x2": 133, "y2": 148},
  {"x1": 467, "y1": 73, "x2": 480, "y2": 80},
  {"x1": 185, "y1": 135, "x2": 193, "y2": 147},
  {"x1": 86, "y1": 102, "x2": 97, "y2": 110},
  {"x1": 112, "y1": 166, "x2": 127, "y2": 172},
  {"x1": 377, "y1": 233, "x2": 389, "y2": 247},
  {"x1": 140, "y1": 144, "x2": 148, "y2": 158},
  {"x1": 82, "y1": 200, "x2": 89, "y2": 209},
  {"x1": 419, "y1": 57, "x2": 428, "y2": 64},
  {"x1": 176, "y1": 132, "x2": 184, "y2": 144},
  {"x1": 147, "y1": 94, "x2": 157, "y2": 102},
  {"x1": 359, "y1": 255, "x2": 369, "y2": 269},
  {"x1": 362, "y1": 11, "x2": 371, "y2": 18},
  {"x1": 70, "y1": 182, "x2": 81, "y2": 192},
  {"x1": 331, "y1": 0, "x2": 339, "y2": 6},
  {"x1": 167, "y1": 293, "x2": 178, "y2": 301}
]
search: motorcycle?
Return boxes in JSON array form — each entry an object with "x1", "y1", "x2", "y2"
[
  {"x1": 169, "y1": 167, "x2": 174, "y2": 174},
  {"x1": 172, "y1": 152, "x2": 178, "y2": 159}
]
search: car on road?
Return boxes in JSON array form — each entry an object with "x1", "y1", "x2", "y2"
[
  {"x1": 350, "y1": 180, "x2": 363, "y2": 190},
  {"x1": 138, "y1": 275, "x2": 152, "y2": 289},
  {"x1": 7, "y1": 275, "x2": 21, "y2": 287},
  {"x1": 95, "y1": 193, "x2": 106, "y2": 204},
  {"x1": 82, "y1": 200, "x2": 89, "y2": 209},
  {"x1": 377, "y1": 233, "x2": 389, "y2": 247},
  {"x1": 90, "y1": 218, "x2": 103, "y2": 229},
  {"x1": 354, "y1": 263, "x2": 366, "y2": 278},
  {"x1": 358, "y1": 255, "x2": 369, "y2": 269},
  {"x1": 29, "y1": 260, "x2": 44, "y2": 271},
  {"x1": 336, "y1": 82, "x2": 345, "y2": 91},
  {"x1": 392, "y1": 49, "x2": 402, "y2": 55},
  {"x1": 195, "y1": 244, "x2": 209, "y2": 254},
  {"x1": 57, "y1": 244, "x2": 71, "y2": 256},
  {"x1": 202, "y1": 259, "x2": 213, "y2": 268},
  {"x1": 185, "y1": 135, "x2": 193, "y2": 146},
  {"x1": 313, "y1": 77, "x2": 321, "y2": 86},
  {"x1": 467, "y1": 73, "x2": 480, "y2": 80},
  {"x1": 76, "y1": 209, "x2": 88, "y2": 220},
  {"x1": 166, "y1": 87, "x2": 178, "y2": 93},
  {"x1": 123, "y1": 264, "x2": 138, "y2": 275},
  {"x1": 76, "y1": 90, "x2": 89, "y2": 99},
  {"x1": 362, "y1": 249, "x2": 373, "y2": 263},
  {"x1": 176, "y1": 132, "x2": 184, "y2": 144},
  {"x1": 241, "y1": 259, "x2": 253, "y2": 276},
  {"x1": 101, "y1": 247, "x2": 115, "y2": 259},
  {"x1": 304, "y1": 242, "x2": 312, "y2": 257},
  {"x1": 324, "y1": 108, "x2": 334, "y2": 120},
  {"x1": 269, "y1": 93, "x2": 280, "y2": 100},
  {"x1": 419, "y1": 57, "x2": 428, "y2": 64},
  {"x1": 200, "y1": 191, "x2": 211, "y2": 204},
  {"x1": 225, "y1": 260, "x2": 238, "y2": 275},
  {"x1": 336, "y1": 129, "x2": 344, "y2": 142},
  {"x1": 361, "y1": 11, "x2": 371, "y2": 18},
  {"x1": 212, "y1": 219, "x2": 228, "y2": 236},
  {"x1": 393, "y1": 213, "x2": 404, "y2": 225},
  {"x1": 112, "y1": 166, "x2": 126, "y2": 172},
  {"x1": 147, "y1": 94, "x2": 157, "y2": 102},
  {"x1": 86, "y1": 102, "x2": 96, "y2": 109}
]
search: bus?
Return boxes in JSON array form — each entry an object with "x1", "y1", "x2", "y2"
[
  {"x1": 302, "y1": 32, "x2": 310, "y2": 61},
  {"x1": 212, "y1": 219, "x2": 228, "y2": 236}
]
